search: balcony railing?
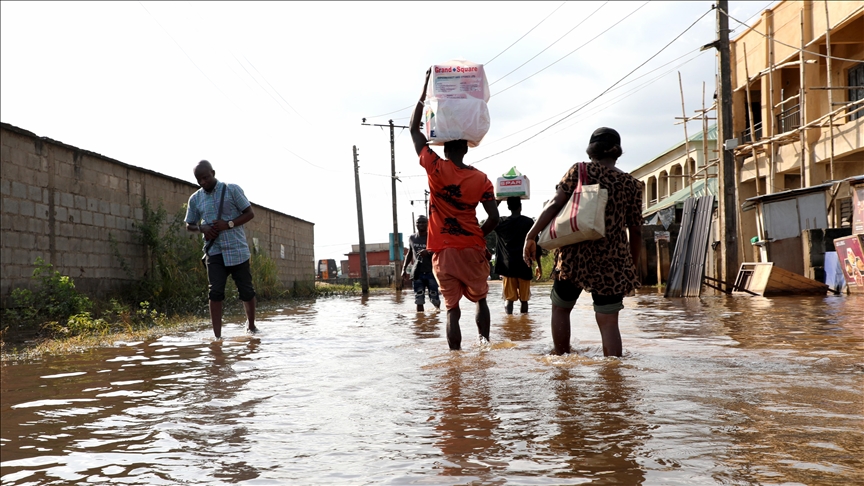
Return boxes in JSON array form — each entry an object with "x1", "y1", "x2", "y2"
[
  {"x1": 740, "y1": 121, "x2": 763, "y2": 143},
  {"x1": 776, "y1": 104, "x2": 801, "y2": 133}
]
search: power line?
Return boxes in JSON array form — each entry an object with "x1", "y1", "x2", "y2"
[
  {"x1": 472, "y1": 7, "x2": 714, "y2": 165},
  {"x1": 473, "y1": 46, "x2": 705, "y2": 152},
  {"x1": 138, "y1": 2, "x2": 241, "y2": 111},
  {"x1": 491, "y1": 1, "x2": 650, "y2": 98},
  {"x1": 489, "y1": 2, "x2": 608, "y2": 87},
  {"x1": 230, "y1": 51, "x2": 300, "y2": 120},
  {"x1": 720, "y1": 6, "x2": 864, "y2": 63},
  {"x1": 730, "y1": 1, "x2": 776, "y2": 33},
  {"x1": 363, "y1": 1, "x2": 565, "y2": 121},
  {"x1": 241, "y1": 54, "x2": 311, "y2": 124},
  {"x1": 549, "y1": 52, "x2": 709, "y2": 137},
  {"x1": 140, "y1": 2, "x2": 327, "y2": 171},
  {"x1": 485, "y1": 1, "x2": 567, "y2": 66}
]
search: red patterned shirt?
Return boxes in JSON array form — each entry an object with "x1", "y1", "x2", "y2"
[{"x1": 419, "y1": 146, "x2": 495, "y2": 252}]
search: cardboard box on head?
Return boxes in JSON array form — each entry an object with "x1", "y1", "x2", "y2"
[
  {"x1": 423, "y1": 60, "x2": 490, "y2": 148},
  {"x1": 495, "y1": 167, "x2": 530, "y2": 200}
]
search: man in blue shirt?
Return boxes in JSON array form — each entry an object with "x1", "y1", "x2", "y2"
[{"x1": 185, "y1": 160, "x2": 258, "y2": 338}]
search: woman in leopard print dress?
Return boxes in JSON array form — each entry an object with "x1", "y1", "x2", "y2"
[{"x1": 523, "y1": 128, "x2": 643, "y2": 357}]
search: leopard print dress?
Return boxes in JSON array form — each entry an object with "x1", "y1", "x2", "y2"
[{"x1": 553, "y1": 161, "x2": 644, "y2": 296}]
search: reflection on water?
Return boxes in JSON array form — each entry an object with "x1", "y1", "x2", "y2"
[
  {"x1": 2, "y1": 284, "x2": 863, "y2": 485},
  {"x1": 547, "y1": 364, "x2": 647, "y2": 485},
  {"x1": 434, "y1": 354, "x2": 501, "y2": 482}
]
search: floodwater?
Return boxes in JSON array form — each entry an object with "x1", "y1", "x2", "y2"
[{"x1": 1, "y1": 282, "x2": 862, "y2": 485}]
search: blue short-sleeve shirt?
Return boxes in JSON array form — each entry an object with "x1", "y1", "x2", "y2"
[{"x1": 185, "y1": 181, "x2": 252, "y2": 266}]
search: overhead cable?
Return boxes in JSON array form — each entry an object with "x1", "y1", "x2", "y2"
[
  {"x1": 730, "y1": 1, "x2": 777, "y2": 33},
  {"x1": 489, "y1": 2, "x2": 608, "y2": 87},
  {"x1": 485, "y1": 1, "x2": 567, "y2": 66},
  {"x1": 476, "y1": 47, "x2": 704, "y2": 150},
  {"x1": 472, "y1": 7, "x2": 714, "y2": 164},
  {"x1": 138, "y1": 2, "x2": 240, "y2": 111},
  {"x1": 491, "y1": 1, "x2": 650, "y2": 98},
  {"x1": 365, "y1": 1, "x2": 567, "y2": 120},
  {"x1": 139, "y1": 3, "x2": 325, "y2": 171},
  {"x1": 241, "y1": 54, "x2": 311, "y2": 124}
]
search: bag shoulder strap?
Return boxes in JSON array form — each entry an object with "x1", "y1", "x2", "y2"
[
  {"x1": 203, "y1": 183, "x2": 228, "y2": 254},
  {"x1": 577, "y1": 162, "x2": 589, "y2": 191}
]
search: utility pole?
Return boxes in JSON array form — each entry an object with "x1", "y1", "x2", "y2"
[
  {"x1": 353, "y1": 145, "x2": 369, "y2": 294},
  {"x1": 716, "y1": 0, "x2": 739, "y2": 292},
  {"x1": 409, "y1": 189, "x2": 430, "y2": 228},
  {"x1": 361, "y1": 118, "x2": 411, "y2": 291}
]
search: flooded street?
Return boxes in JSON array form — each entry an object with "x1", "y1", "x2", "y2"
[{"x1": 2, "y1": 282, "x2": 863, "y2": 485}]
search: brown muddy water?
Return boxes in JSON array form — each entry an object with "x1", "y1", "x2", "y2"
[{"x1": 2, "y1": 282, "x2": 863, "y2": 485}]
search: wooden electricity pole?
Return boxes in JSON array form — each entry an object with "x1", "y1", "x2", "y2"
[
  {"x1": 361, "y1": 119, "x2": 410, "y2": 291},
  {"x1": 717, "y1": 0, "x2": 739, "y2": 291},
  {"x1": 353, "y1": 145, "x2": 369, "y2": 294}
]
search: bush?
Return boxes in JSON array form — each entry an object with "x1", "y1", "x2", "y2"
[
  {"x1": 539, "y1": 249, "x2": 555, "y2": 281},
  {"x1": 43, "y1": 313, "x2": 110, "y2": 338},
  {"x1": 111, "y1": 198, "x2": 209, "y2": 314},
  {"x1": 3, "y1": 258, "x2": 94, "y2": 336},
  {"x1": 250, "y1": 245, "x2": 287, "y2": 300}
]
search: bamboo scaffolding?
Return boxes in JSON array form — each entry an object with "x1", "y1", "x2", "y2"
[
  {"x1": 799, "y1": 9, "x2": 807, "y2": 185},
  {"x1": 767, "y1": 9, "x2": 776, "y2": 194},
  {"x1": 824, "y1": 0, "x2": 836, "y2": 193},
  {"x1": 678, "y1": 72, "x2": 694, "y2": 198},
  {"x1": 733, "y1": 98, "x2": 863, "y2": 155},
  {"x1": 743, "y1": 42, "x2": 762, "y2": 196}
]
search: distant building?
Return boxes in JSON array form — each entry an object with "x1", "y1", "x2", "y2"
[
  {"x1": 630, "y1": 126, "x2": 720, "y2": 286},
  {"x1": 343, "y1": 243, "x2": 407, "y2": 279},
  {"x1": 632, "y1": 125, "x2": 719, "y2": 217}
]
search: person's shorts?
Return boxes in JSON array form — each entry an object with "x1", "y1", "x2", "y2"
[
  {"x1": 502, "y1": 276, "x2": 531, "y2": 302},
  {"x1": 432, "y1": 247, "x2": 489, "y2": 310},
  {"x1": 413, "y1": 272, "x2": 440, "y2": 306},
  {"x1": 205, "y1": 253, "x2": 256, "y2": 302},
  {"x1": 550, "y1": 278, "x2": 623, "y2": 314}
]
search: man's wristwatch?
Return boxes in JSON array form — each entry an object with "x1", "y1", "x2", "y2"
[{"x1": 228, "y1": 220, "x2": 235, "y2": 229}]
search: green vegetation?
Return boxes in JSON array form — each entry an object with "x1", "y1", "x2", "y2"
[
  {"x1": 538, "y1": 249, "x2": 556, "y2": 282},
  {"x1": 2, "y1": 257, "x2": 95, "y2": 338},
  {"x1": 0, "y1": 197, "x2": 358, "y2": 359},
  {"x1": 110, "y1": 197, "x2": 209, "y2": 315}
]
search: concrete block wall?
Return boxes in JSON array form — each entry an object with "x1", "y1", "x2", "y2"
[{"x1": 1, "y1": 123, "x2": 314, "y2": 303}]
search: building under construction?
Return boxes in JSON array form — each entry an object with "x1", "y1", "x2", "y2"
[
  {"x1": 727, "y1": 0, "x2": 862, "y2": 292},
  {"x1": 632, "y1": 0, "x2": 862, "y2": 297}
]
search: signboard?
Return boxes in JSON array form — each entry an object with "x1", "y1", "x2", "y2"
[
  {"x1": 389, "y1": 233, "x2": 404, "y2": 261},
  {"x1": 654, "y1": 231, "x2": 670, "y2": 242},
  {"x1": 834, "y1": 234, "x2": 864, "y2": 293}
]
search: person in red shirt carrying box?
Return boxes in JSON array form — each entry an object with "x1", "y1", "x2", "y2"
[{"x1": 410, "y1": 68, "x2": 499, "y2": 351}]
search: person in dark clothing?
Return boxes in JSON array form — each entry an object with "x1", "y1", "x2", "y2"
[
  {"x1": 493, "y1": 197, "x2": 541, "y2": 314},
  {"x1": 402, "y1": 215, "x2": 441, "y2": 312}
]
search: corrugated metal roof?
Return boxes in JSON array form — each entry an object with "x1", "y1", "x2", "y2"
[{"x1": 741, "y1": 181, "x2": 838, "y2": 212}]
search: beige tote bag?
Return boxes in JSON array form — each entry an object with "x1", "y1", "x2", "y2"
[{"x1": 538, "y1": 163, "x2": 607, "y2": 250}]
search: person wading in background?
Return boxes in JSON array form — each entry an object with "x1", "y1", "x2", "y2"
[
  {"x1": 185, "y1": 160, "x2": 258, "y2": 339},
  {"x1": 493, "y1": 197, "x2": 542, "y2": 315},
  {"x1": 402, "y1": 215, "x2": 441, "y2": 312},
  {"x1": 410, "y1": 68, "x2": 499, "y2": 351}
]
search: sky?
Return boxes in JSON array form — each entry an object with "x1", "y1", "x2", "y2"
[{"x1": 1, "y1": 1, "x2": 775, "y2": 264}]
